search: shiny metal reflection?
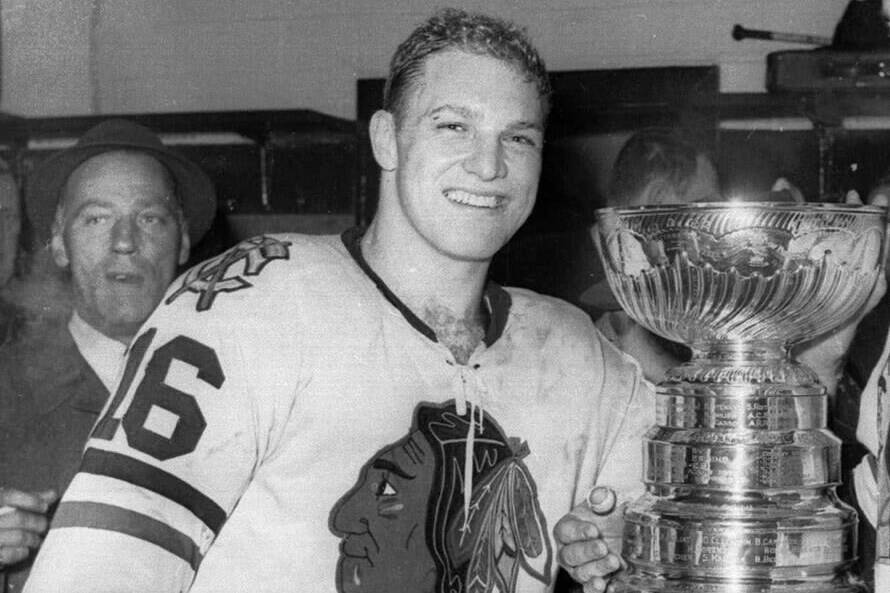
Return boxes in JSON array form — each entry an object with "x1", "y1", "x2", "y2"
[{"x1": 593, "y1": 202, "x2": 888, "y2": 592}]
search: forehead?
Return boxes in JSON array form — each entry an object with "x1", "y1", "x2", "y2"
[
  {"x1": 405, "y1": 50, "x2": 544, "y2": 124},
  {"x1": 686, "y1": 155, "x2": 720, "y2": 201},
  {"x1": 376, "y1": 431, "x2": 432, "y2": 469},
  {"x1": 63, "y1": 150, "x2": 175, "y2": 206}
]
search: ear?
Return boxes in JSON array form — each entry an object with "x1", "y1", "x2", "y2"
[
  {"x1": 178, "y1": 225, "x2": 191, "y2": 266},
  {"x1": 50, "y1": 230, "x2": 69, "y2": 268},
  {"x1": 369, "y1": 109, "x2": 398, "y2": 172}
]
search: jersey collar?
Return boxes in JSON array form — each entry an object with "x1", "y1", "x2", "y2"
[{"x1": 341, "y1": 227, "x2": 511, "y2": 347}]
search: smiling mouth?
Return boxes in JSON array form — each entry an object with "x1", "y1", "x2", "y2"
[
  {"x1": 107, "y1": 272, "x2": 143, "y2": 284},
  {"x1": 444, "y1": 189, "x2": 503, "y2": 209}
]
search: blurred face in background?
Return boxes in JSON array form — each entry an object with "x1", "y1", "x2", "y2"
[
  {"x1": 50, "y1": 150, "x2": 189, "y2": 343},
  {"x1": 0, "y1": 173, "x2": 21, "y2": 287},
  {"x1": 628, "y1": 153, "x2": 720, "y2": 207}
]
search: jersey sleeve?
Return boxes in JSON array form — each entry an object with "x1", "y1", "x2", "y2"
[
  {"x1": 572, "y1": 317, "x2": 653, "y2": 502},
  {"x1": 853, "y1": 326, "x2": 890, "y2": 590},
  {"x1": 25, "y1": 250, "x2": 302, "y2": 593},
  {"x1": 576, "y1": 322, "x2": 655, "y2": 549}
]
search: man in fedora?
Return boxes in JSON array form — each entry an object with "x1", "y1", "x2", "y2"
[{"x1": 0, "y1": 118, "x2": 215, "y2": 591}]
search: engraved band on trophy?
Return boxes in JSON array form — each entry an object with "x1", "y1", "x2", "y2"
[{"x1": 593, "y1": 202, "x2": 888, "y2": 592}]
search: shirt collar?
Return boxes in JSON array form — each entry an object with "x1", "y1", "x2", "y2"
[
  {"x1": 341, "y1": 227, "x2": 511, "y2": 347},
  {"x1": 68, "y1": 312, "x2": 127, "y2": 392}
]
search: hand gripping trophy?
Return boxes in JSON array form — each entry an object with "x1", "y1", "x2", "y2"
[{"x1": 593, "y1": 202, "x2": 888, "y2": 593}]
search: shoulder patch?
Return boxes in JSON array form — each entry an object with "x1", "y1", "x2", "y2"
[{"x1": 166, "y1": 236, "x2": 291, "y2": 311}]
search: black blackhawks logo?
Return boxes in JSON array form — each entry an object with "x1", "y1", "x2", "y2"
[{"x1": 166, "y1": 236, "x2": 292, "y2": 311}]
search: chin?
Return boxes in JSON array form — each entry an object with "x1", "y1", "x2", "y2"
[
  {"x1": 106, "y1": 308, "x2": 153, "y2": 332},
  {"x1": 337, "y1": 557, "x2": 368, "y2": 593},
  {"x1": 437, "y1": 235, "x2": 507, "y2": 262}
]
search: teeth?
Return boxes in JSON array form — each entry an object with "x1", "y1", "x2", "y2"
[{"x1": 445, "y1": 190, "x2": 500, "y2": 208}]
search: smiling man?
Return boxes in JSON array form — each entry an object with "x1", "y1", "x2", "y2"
[
  {"x1": 0, "y1": 119, "x2": 215, "y2": 591},
  {"x1": 24, "y1": 10, "x2": 650, "y2": 593}
]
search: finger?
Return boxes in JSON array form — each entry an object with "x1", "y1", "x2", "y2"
[
  {"x1": 0, "y1": 527, "x2": 43, "y2": 549},
  {"x1": 0, "y1": 488, "x2": 55, "y2": 513},
  {"x1": 845, "y1": 189, "x2": 862, "y2": 205},
  {"x1": 582, "y1": 576, "x2": 608, "y2": 593},
  {"x1": 554, "y1": 512, "x2": 601, "y2": 544},
  {"x1": 37, "y1": 490, "x2": 59, "y2": 505},
  {"x1": 0, "y1": 545, "x2": 31, "y2": 566},
  {"x1": 0, "y1": 508, "x2": 50, "y2": 534},
  {"x1": 868, "y1": 191, "x2": 890, "y2": 208},
  {"x1": 573, "y1": 552, "x2": 623, "y2": 581},
  {"x1": 558, "y1": 538, "x2": 611, "y2": 568}
]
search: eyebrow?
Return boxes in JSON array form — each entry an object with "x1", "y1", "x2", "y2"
[
  {"x1": 508, "y1": 121, "x2": 545, "y2": 133},
  {"x1": 428, "y1": 104, "x2": 475, "y2": 120},
  {"x1": 70, "y1": 195, "x2": 175, "y2": 213},
  {"x1": 372, "y1": 459, "x2": 415, "y2": 480},
  {"x1": 67, "y1": 199, "x2": 115, "y2": 215},
  {"x1": 427, "y1": 104, "x2": 544, "y2": 133}
]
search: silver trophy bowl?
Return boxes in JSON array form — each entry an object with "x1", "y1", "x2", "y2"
[{"x1": 593, "y1": 202, "x2": 888, "y2": 593}]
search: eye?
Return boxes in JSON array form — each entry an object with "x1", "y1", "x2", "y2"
[
  {"x1": 375, "y1": 477, "x2": 397, "y2": 497},
  {"x1": 140, "y1": 211, "x2": 169, "y2": 226},
  {"x1": 507, "y1": 133, "x2": 539, "y2": 148},
  {"x1": 84, "y1": 214, "x2": 109, "y2": 226},
  {"x1": 436, "y1": 122, "x2": 467, "y2": 133}
]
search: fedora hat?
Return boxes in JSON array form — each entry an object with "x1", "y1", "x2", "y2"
[{"x1": 26, "y1": 118, "x2": 216, "y2": 246}]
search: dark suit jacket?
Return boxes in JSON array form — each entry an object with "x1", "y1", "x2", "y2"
[{"x1": 0, "y1": 321, "x2": 109, "y2": 592}]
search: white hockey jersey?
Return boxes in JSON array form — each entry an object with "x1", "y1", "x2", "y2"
[
  {"x1": 854, "y1": 326, "x2": 890, "y2": 591},
  {"x1": 24, "y1": 230, "x2": 653, "y2": 593}
]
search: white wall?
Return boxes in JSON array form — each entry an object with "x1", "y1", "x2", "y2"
[
  {"x1": 2, "y1": 0, "x2": 850, "y2": 119},
  {"x1": 3, "y1": 0, "x2": 94, "y2": 115}
]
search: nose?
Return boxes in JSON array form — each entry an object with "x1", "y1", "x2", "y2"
[
  {"x1": 111, "y1": 216, "x2": 139, "y2": 254},
  {"x1": 330, "y1": 485, "x2": 368, "y2": 536},
  {"x1": 462, "y1": 135, "x2": 507, "y2": 181}
]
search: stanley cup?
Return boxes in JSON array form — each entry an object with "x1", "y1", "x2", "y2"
[{"x1": 593, "y1": 202, "x2": 888, "y2": 593}]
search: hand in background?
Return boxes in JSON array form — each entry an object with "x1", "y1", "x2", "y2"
[{"x1": 0, "y1": 488, "x2": 57, "y2": 568}]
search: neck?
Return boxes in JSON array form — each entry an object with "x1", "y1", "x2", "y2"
[
  {"x1": 75, "y1": 311, "x2": 136, "y2": 346},
  {"x1": 419, "y1": 299, "x2": 486, "y2": 364},
  {"x1": 361, "y1": 218, "x2": 490, "y2": 364}
]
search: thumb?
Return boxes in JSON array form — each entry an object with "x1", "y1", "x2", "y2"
[{"x1": 587, "y1": 486, "x2": 617, "y2": 515}]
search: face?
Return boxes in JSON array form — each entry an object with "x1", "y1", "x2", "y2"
[
  {"x1": 330, "y1": 431, "x2": 438, "y2": 593},
  {"x1": 685, "y1": 154, "x2": 720, "y2": 203},
  {"x1": 629, "y1": 153, "x2": 720, "y2": 207},
  {"x1": 373, "y1": 50, "x2": 545, "y2": 262},
  {"x1": 0, "y1": 174, "x2": 20, "y2": 287},
  {"x1": 51, "y1": 151, "x2": 189, "y2": 343}
]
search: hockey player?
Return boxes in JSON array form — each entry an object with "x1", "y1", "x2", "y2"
[{"x1": 24, "y1": 9, "x2": 648, "y2": 593}]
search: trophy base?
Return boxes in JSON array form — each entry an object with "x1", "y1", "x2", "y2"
[
  {"x1": 610, "y1": 573, "x2": 869, "y2": 593},
  {"x1": 619, "y1": 489, "x2": 858, "y2": 577}
]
